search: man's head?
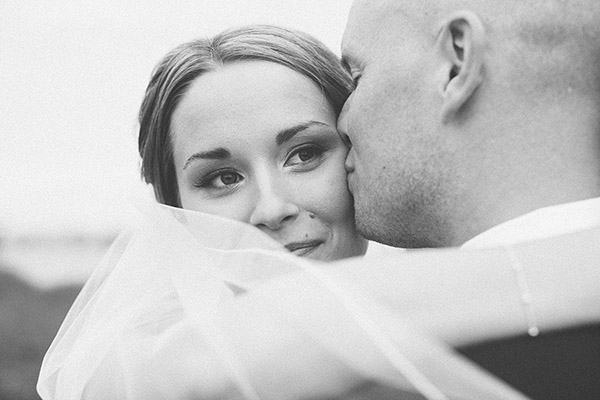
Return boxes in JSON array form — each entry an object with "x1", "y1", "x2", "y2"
[{"x1": 339, "y1": 0, "x2": 600, "y2": 248}]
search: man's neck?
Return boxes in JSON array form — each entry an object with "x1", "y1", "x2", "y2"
[
  {"x1": 462, "y1": 197, "x2": 600, "y2": 248},
  {"x1": 453, "y1": 100, "x2": 600, "y2": 246},
  {"x1": 454, "y1": 171, "x2": 600, "y2": 247}
]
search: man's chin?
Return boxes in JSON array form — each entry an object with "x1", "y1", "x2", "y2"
[
  {"x1": 354, "y1": 208, "x2": 417, "y2": 248},
  {"x1": 355, "y1": 210, "x2": 390, "y2": 245}
]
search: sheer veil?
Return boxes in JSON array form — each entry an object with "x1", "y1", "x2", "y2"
[{"x1": 38, "y1": 197, "x2": 574, "y2": 399}]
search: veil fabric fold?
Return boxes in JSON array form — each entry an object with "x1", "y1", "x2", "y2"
[{"x1": 41, "y1": 198, "x2": 594, "y2": 399}]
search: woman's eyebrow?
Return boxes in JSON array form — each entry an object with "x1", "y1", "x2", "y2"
[
  {"x1": 276, "y1": 121, "x2": 330, "y2": 146},
  {"x1": 183, "y1": 147, "x2": 230, "y2": 170}
]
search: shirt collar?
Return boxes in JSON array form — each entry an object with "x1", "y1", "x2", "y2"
[{"x1": 462, "y1": 197, "x2": 600, "y2": 248}]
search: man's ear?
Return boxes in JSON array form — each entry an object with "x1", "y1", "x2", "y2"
[{"x1": 436, "y1": 11, "x2": 485, "y2": 124}]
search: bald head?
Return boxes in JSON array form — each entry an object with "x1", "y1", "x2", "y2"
[
  {"x1": 340, "y1": 0, "x2": 600, "y2": 247},
  {"x1": 350, "y1": 0, "x2": 600, "y2": 27},
  {"x1": 349, "y1": 0, "x2": 600, "y2": 94}
]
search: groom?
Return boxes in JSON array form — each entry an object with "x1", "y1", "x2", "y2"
[
  {"x1": 182, "y1": 1, "x2": 599, "y2": 399},
  {"x1": 338, "y1": 0, "x2": 600, "y2": 398}
]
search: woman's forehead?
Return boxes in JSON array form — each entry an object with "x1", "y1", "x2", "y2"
[
  {"x1": 170, "y1": 60, "x2": 334, "y2": 146},
  {"x1": 181, "y1": 60, "x2": 325, "y2": 109}
]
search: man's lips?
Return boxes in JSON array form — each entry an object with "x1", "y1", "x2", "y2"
[
  {"x1": 346, "y1": 170, "x2": 355, "y2": 193},
  {"x1": 285, "y1": 240, "x2": 323, "y2": 255}
]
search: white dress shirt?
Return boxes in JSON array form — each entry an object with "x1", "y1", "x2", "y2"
[{"x1": 462, "y1": 197, "x2": 600, "y2": 248}]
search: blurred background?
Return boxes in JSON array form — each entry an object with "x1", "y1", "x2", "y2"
[{"x1": 0, "y1": 1, "x2": 351, "y2": 398}]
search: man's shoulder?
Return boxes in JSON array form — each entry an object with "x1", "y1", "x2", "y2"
[{"x1": 459, "y1": 323, "x2": 600, "y2": 400}]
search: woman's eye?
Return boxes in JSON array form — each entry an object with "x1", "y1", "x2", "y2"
[
  {"x1": 285, "y1": 145, "x2": 323, "y2": 167},
  {"x1": 218, "y1": 172, "x2": 240, "y2": 186},
  {"x1": 352, "y1": 74, "x2": 361, "y2": 87},
  {"x1": 195, "y1": 170, "x2": 243, "y2": 189},
  {"x1": 298, "y1": 148, "x2": 316, "y2": 161}
]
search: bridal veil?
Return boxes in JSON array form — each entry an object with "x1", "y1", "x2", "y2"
[{"x1": 38, "y1": 198, "x2": 600, "y2": 399}]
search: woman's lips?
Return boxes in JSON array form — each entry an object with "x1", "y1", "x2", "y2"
[{"x1": 285, "y1": 240, "x2": 323, "y2": 256}]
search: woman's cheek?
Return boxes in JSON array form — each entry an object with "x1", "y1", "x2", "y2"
[
  {"x1": 181, "y1": 190, "x2": 253, "y2": 223},
  {"x1": 316, "y1": 162, "x2": 355, "y2": 222}
]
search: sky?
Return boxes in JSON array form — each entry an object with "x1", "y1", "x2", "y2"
[{"x1": 0, "y1": 0, "x2": 353, "y2": 236}]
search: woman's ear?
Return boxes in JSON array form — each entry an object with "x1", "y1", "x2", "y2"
[{"x1": 436, "y1": 11, "x2": 485, "y2": 124}]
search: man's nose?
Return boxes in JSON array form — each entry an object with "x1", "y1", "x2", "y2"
[
  {"x1": 338, "y1": 103, "x2": 356, "y2": 173},
  {"x1": 337, "y1": 101, "x2": 350, "y2": 142},
  {"x1": 344, "y1": 148, "x2": 355, "y2": 173},
  {"x1": 249, "y1": 177, "x2": 300, "y2": 231}
]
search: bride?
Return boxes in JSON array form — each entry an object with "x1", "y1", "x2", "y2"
[
  {"x1": 137, "y1": 24, "x2": 367, "y2": 262},
  {"x1": 38, "y1": 25, "x2": 600, "y2": 400}
]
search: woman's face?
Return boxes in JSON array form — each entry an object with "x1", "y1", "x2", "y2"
[{"x1": 170, "y1": 60, "x2": 367, "y2": 261}]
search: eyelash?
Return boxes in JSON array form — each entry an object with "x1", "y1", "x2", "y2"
[
  {"x1": 194, "y1": 169, "x2": 243, "y2": 190},
  {"x1": 193, "y1": 144, "x2": 326, "y2": 191},
  {"x1": 284, "y1": 144, "x2": 325, "y2": 168}
]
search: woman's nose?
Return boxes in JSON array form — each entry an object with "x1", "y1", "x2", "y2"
[{"x1": 249, "y1": 180, "x2": 300, "y2": 231}]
